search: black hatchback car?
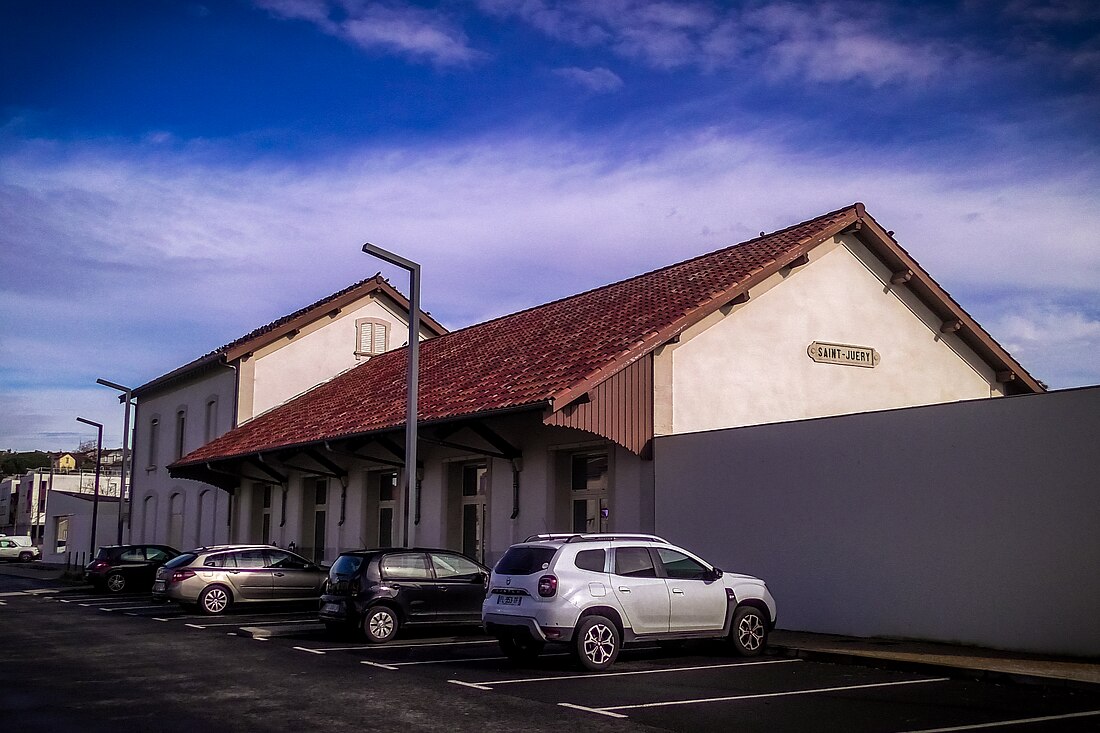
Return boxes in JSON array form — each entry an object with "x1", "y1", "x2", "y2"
[
  {"x1": 319, "y1": 548, "x2": 489, "y2": 642},
  {"x1": 85, "y1": 544, "x2": 181, "y2": 593}
]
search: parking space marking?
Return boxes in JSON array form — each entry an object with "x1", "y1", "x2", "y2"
[
  {"x1": 199, "y1": 618, "x2": 320, "y2": 628},
  {"x1": 449, "y1": 658, "x2": 801, "y2": 690},
  {"x1": 186, "y1": 623, "x2": 207, "y2": 629},
  {"x1": 294, "y1": 647, "x2": 327, "y2": 655},
  {"x1": 561, "y1": 677, "x2": 951, "y2": 718},
  {"x1": 100, "y1": 604, "x2": 170, "y2": 611},
  {"x1": 361, "y1": 653, "x2": 573, "y2": 672},
  {"x1": 304, "y1": 639, "x2": 498, "y2": 653},
  {"x1": 897, "y1": 709, "x2": 1100, "y2": 733}
]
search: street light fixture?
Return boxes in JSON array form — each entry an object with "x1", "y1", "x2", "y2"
[
  {"x1": 362, "y1": 242, "x2": 420, "y2": 548},
  {"x1": 76, "y1": 416, "x2": 103, "y2": 559},
  {"x1": 97, "y1": 378, "x2": 133, "y2": 544}
]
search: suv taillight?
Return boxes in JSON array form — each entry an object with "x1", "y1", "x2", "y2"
[
  {"x1": 170, "y1": 569, "x2": 195, "y2": 583},
  {"x1": 537, "y1": 574, "x2": 558, "y2": 597},
  {"x1": 88, "y1": 560, "x2": 109, "y2": 571}
]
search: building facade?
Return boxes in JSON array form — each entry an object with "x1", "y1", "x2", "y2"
[
  {"x1": 170, "y1": 204, "x2": 1041, "y2": 569},
  {"x1": 130, "y1": 275, "x2": 445, "y2": 552}
]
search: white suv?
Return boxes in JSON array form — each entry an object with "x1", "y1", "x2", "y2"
[{"x1": 482, "y1": 533, "x2": 776, "y2": 671}]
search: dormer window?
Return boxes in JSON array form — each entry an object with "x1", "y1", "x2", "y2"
[{"x1": 355, "y1": 318, "x2": 389, "y2": 359}]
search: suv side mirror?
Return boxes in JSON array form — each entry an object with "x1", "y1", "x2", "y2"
[{"x1": 707, "y1": 567, "x2": 723, "y2": 581}]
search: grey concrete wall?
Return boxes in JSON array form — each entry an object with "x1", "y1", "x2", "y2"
[{"x1": 654, "y1": 386, "x2": 1100, "y2": 656}]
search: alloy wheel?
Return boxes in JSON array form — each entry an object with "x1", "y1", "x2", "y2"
[
  {"x1": 737, "y1": 612, "x2": 765, "y2": 652},
  {"x1": 581, "y1": 622, "x2": 617, "y2": 666}
]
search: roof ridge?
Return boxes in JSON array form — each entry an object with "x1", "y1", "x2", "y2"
[{"x1": 423, "y1": 202, "x2": 860, "y2": 344}]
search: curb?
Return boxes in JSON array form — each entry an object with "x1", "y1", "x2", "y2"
[{"x1": 772, "y1": 644, "x2": 1100, "y2": 692}]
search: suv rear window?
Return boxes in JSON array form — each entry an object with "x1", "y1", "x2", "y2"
[
  {"x1": 495, "y1": 546, "x2": 557, "y2": 575},
  {"x1": 574, "y1": 549, "x2": 606, "y2": 572}
]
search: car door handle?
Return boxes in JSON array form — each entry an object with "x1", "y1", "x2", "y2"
[
  {"x1": 617, "y1": 587, "x2": 631, "y2": 593},
  {"x1": 672, "y1": 588, "x2": 685, "y2": 595}
]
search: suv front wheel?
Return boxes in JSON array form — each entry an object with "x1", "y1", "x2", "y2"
[
  {"x1": 575, "y1": 615, "x2": 620, "y2": 671},
  {"x1": 731, "y1": 605, "x2": 768, "y2": 656}
]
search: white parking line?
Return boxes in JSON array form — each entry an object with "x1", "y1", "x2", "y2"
[
  {"x1": 191, "y1": 618, "x2": 319, "y2": 628},
  {"x1": 449, "y1": 658, "x2": 801, "y2": 691},
  {"x1": 897, "y1": 709, "x2": 1100, "y2": 733},
  {"x1": 100, "y1": 605, "x2": 170, "y2": 611},
  {"x1": 559, "y1": 677, "x2": 951, "y2": 719},
  {"x1": 304, "y1": 639, "x2": 498, "y2": 653},
  {"x1": 294, "y1": 647, "x2": 327, "y2": 655}
]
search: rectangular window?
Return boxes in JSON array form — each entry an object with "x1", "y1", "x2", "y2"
[
  {"x1": 570, "y1": 452, "x2": 609, "y2": 534},
  {"x1": 55, "y1": 516, "x2": 69, "y2": 554},
  {"x1": 148, "y1": 418, "x2": 159, "y2": 468},
  {"x1": 175, "y1": 410, "x2": 186, "y2": 460},
  {"x1": 355, "y1": 318, "x2": 389, "y2": 357},
  {"x1": 204, "y1": 399, "x2": 217, "y2": 443}
]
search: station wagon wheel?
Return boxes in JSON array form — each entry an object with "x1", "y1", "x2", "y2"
[
  {"x1": 199, "y1": 585, "x2": 232, "y2": 615},
  {"x1": 731, "y1": 605, "x2": 768, "y2": 657},
  {"x1": 106, "y1": 572, "x2": 127, "y2": 593},
  {"x1": 575, "y1": 615, "x2": 620, "y2": 672},
  {"x1": 362, "y1": 606, "x2": 399, "y2": 643},
  {"x1": 18, "y1": 551, "x2": 34, "y2": 563}
]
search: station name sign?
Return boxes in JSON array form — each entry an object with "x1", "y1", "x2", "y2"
[{"x1": 807, "y1": 341, "x2": 880, "y2": 368}]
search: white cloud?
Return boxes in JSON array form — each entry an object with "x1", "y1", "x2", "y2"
[
  {"x1": 2, "y1": 130, "x2": 1099, "y2": 451},
  {"x1": 552, "y1": 66, "x2": 624, "y2": 92},
  {"x1": 477, "y1": 0, "x2": 956, "y2": 83},
  {"x1": 986, "y1": 303, "x2": 1100, "y2": 388},
  {"x1": 256, "y1": 0, "x2": 486, "y2": 66}
]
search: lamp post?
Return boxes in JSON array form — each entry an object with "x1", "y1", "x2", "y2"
[
  {"x1": 97, "y1": 378, "x2": 133, "y2": 544},
  {"x1": 76, "y1": 417, "x2": 103, "y2": 559},
  {"x1": 362, "y1": 242, "x2": 420, "y2": 548}
]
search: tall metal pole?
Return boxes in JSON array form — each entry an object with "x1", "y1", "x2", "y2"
[
  {"x1": 76, "y1": 417, "x2": 103, "y2": 558},
  {"x1": 362, "y1": 243, "x2": 420, "y2": 548},
  {"x1": 97, "y1": 379, "x2": 133, "y2": 544}
]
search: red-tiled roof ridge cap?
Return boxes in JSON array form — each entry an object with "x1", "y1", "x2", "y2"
[{"x1": 427, "y1": 202, "x2": 862, "y2": 346}]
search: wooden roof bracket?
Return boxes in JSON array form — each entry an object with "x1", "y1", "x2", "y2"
[
  {"x1": 940, "y1": 319, "x2": 963, "y2": 334},
  {"x1": 249, "y1": 455, "x2": 287, "y2": 484},
  {"x1": 891, "y1": 269, "x2": 913, "y2": 285}
]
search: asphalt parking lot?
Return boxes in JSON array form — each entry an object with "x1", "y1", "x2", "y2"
[{"x1": 3, "y1": 579, "x2": 1100, "y2": 733}]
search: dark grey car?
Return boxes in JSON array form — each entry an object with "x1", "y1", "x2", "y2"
[{"x1": 152, "y1": 544, "x2": 326, "y2": 614}]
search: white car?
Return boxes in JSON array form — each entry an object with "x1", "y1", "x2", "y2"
[
  {"x1": 482, "y1": 533, "x2": 776, "y2": 671},
  {"x1": 0, "y1": 535, "x2": 40, "y2": 562}
]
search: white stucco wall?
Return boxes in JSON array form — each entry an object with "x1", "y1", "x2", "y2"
[
  {"x1": 247, "y1": 298, "x2": 413, "y2": 420},
  {"x1": 132, "y1": 367, "x2": 235, "y2": 550},
  {"x1": 654, "y1": 386, "x2": 1100, "y2": 656},
  {"x1": 669, "y1": 235, "x2": 997, "y2": 433}
]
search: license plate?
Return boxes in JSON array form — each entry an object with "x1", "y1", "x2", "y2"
[
  {"x1": 321, "y1": 603, "x2": 341, "y2": 614},
  {"x1": 496, "y1": 595, "x2": 522, "y2": 606},
  {"x1": 153, "y1": 581, "x2": 166, "y2": 592}
]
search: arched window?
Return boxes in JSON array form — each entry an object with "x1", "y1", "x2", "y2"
[{"x1": 168, "y1": 492, "x2": 184, "y2": 550}]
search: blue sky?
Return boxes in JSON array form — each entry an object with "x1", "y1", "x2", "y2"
[{"x1": 2, "y1": 0, "x2": 1098, "y2": 451}]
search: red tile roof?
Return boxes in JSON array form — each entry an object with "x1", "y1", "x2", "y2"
[
  {"x1": 175, "y1": 204, "x2": 861, "y2": 466},
  {"x1": 134, "y1": 274, "x2": 447, "y2": 397}
]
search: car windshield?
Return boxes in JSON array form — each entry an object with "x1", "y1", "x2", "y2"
[
  {"x1": 164, "y1": 553, "x2": 197, "y2": 569},
  {"x1": 329, "y1": 554, "x2": 365, "y2": 579},
  {"x1": 495, "y1": 546, "x2": 557, "y2": 575}
]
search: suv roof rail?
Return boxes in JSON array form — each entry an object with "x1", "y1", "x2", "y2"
[{"x1": 523, "y1": 533, "x2": 669, "y2": 544}]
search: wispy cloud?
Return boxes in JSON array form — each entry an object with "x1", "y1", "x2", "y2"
[
  {"x1": 256, "y1": 0, "x2": 486, "y2": 66},
  {"x1": 552, "y1": 66, "x2": 624, "y2": 93},
  {"x1": 477, "y1": 0, "x2": 956, "y2": 84}
]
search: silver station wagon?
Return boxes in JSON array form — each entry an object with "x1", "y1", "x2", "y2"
[{"x1": 153, "y1": 544, "x2": 327, "y2": 615}]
